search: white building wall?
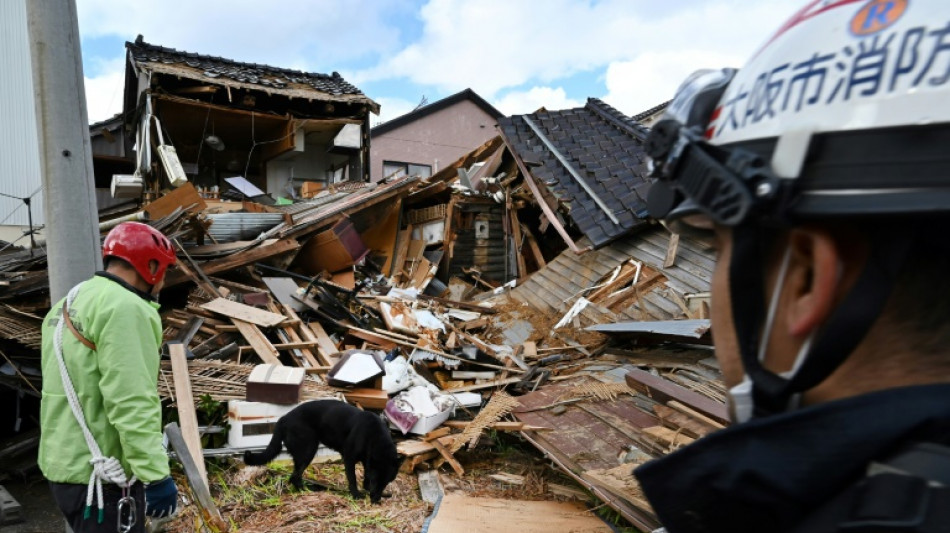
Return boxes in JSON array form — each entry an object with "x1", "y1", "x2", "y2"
[{"x1": 0, "y1": 0, "x2": 44, "y2": 233}]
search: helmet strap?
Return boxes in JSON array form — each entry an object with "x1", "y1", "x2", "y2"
[{"x1": 728, "y1": 223, "x2": 913, "y2": 421}]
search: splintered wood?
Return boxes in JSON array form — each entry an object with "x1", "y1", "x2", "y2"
[
  {"x1": 559, "y1": 382, "x2": 633, "y2": 402},
  {"x1": 584, "y1": 463, "x2": 653, "y2": 511},
  {"x1": 450, "y1": 391, "x2": 521, "y2": 453}
]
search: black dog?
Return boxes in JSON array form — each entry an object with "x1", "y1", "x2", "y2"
[{"x1": 244, "y1": 400, "x2": 403, "y2": 503}]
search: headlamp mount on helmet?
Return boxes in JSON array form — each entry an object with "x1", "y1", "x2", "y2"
[{"x1": 645, "y1": 67, "x2": 790, "y2": 231}]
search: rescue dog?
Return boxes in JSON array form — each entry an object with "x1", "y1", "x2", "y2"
[{"x1": 244, "y1": 400, "x2": 403, "y2": 503}]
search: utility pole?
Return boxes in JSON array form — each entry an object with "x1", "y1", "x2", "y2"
[{"x1": 27, "y1": 0, "x2": 102, "y2": 302}]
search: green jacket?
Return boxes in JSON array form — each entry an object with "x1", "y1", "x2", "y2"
[{"x1": 39, "y1": 273, "x2": 169, "y2": 484}]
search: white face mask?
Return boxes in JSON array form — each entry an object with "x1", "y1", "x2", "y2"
[{"x1": 727, "y1": 246, "x2": 821, "y2": 423}]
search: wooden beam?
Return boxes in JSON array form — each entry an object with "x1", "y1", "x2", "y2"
[
  {"x1": 164, "y1": 238, "x2": 301, "y2": 288},
  {"x1": 168, "y1": 343, "x2": 208, "y2": 486},
  {"x1": 279, "y1": 304, "x2": 321, "y2": 368},
  {"x1": 624, "y1": 368, "x2": 729, "y2": 425},
  {"x1": 498, "y1": 134, "x2": 580, "y2": 253},
  {"x1": 429, "y1": 437, "x2": 464, "y2": 475},
  {"x1": 164, "y1": 423, "x2": 227, "y2": 532},
  {"x1": 522, "y1": 224, "x2": 547, "y2": 268}
]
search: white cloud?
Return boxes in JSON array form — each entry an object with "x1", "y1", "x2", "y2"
[
  {"x1": 354, "y1": 0, "x2": 794, "y2": 103},
  {"x1": 84, "y1": 70, "x2": 125, "y2": 123},
  {"x1": 371, "y1": 97, "x2": 418, "y2": 128},
  {"x1": 601, "y1": 50, "x2": 743, "y2": 117},
  {"x1": 493, "y1": 87, "x2": 582, "y2": 116}
]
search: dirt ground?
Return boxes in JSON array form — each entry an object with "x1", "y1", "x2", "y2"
[
  {"x1": 3, "y1": 477, "x2": 67, "y2": 533},
  {"x1": 161, "y1": 432, "x2": 634, "y2": 533}
]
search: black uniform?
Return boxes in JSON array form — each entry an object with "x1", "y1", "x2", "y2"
[{"x1": 636, "y1": 384, "x2": 950, "y2": 533}]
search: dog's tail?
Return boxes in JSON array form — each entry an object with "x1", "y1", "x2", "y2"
[{"x1": 243, "y1": 422, "x2": 285, "y2": 466}]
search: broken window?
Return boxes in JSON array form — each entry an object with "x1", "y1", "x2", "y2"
[{"x1": 383, "y1": 161, "x2": 432, "y2": 180}]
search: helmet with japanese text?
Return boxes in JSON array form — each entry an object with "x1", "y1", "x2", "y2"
[
  {"x1": 646, "y1": 0, "x2": 950, "y2": 422},
  {"x1": 102, "y1": 222, "x2": 177, "y2": 286}
]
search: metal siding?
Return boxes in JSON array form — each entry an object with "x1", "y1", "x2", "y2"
[{"x1": 0, "y1": 0, "x2": 43, "y2": 230}]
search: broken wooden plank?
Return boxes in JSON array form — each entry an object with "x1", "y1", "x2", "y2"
[
  {"x1": 653, "y1": 404, "x2": 720, "y2": 438},
  {"x1": 625, "y1": 368, "x2": 729, "y2": 425},
  {"x1": 442, "y1": 421, "x2": 552, "y2": 432},
  {"x1": 201, "y1": 298, "x2": 286, "y2": 327},
  {"x1": 642, "y1": 425, "x2": 695, "y2": 450},
  {"x1": 667, "y1": 400, "x2": 727, "y2": 430},
  {"x1": 268, "y1": 302, "x2": 319, "y2": 368},
  {"x1": 429, "y1": 437, "x2": 464, "y2": 475},
  {"x1": 144, "y1": 182, "x2": 206, "y2": 220},
  {"x1": 307, "y1": 320, "x2": 339, "y2": 366},
  {"x1": 231, "y1": 319, "x2": 282, "y2": 365},
  {"x1": 168, "y1": 342, "x2": 208, "y2": 486},
  {"x1": 664, "y1": 233, "x2": 681, "y2": 268},
  {"x1": 165, "y1": 238, "x2": 301, "y2": 288}
]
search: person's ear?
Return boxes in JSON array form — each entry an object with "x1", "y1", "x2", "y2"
[{"x1": 784, "y1": 228, "x2": 841, "y2": 338}]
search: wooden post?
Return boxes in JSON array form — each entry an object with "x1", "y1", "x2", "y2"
[{"x1": 164, "y1": 422, "x2": 227, "y2": 532}]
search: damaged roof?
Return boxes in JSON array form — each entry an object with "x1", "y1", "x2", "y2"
[
  {"x1": 126, "y1": 37, "x2": 379, "y2": 113},
  {"x1": 498, "y1": 98, "x2": 653, "y2": 248},
  {"x1": 631, "y1": 100, "x2": 671, "y2": 123}
]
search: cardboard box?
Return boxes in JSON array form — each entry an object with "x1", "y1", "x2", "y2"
[
  {"x1": 227, "y1": 400, "x2": 297, "y2": 448},
  {"x1": 294, "y1": 217, "x2": 369, "y2": 274},
  {"x1": 246, "y1": 364, "x2": 305, "y2": 405}
]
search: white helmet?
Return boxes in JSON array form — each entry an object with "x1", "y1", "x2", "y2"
[{"x1": 647, "y1": 0, "x2": 950, "y2": 422}]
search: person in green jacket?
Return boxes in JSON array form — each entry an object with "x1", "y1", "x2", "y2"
[{"x1": 40, "y1": 222, "x2": 179, "y2": 533}]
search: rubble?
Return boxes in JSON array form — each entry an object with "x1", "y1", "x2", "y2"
[{"x1": 0, "y1": 91, "x2": 724, "y2": 531}]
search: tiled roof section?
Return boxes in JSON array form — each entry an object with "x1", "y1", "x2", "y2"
[
  {"x1": 498, "y1": 98, "x2": 653, "y2": 248},
  {"x1": 631, "y1": 100, "x2": 671, "y2": 122},
  {"x1": 127, "y1": 39, "x2": 365, "y2": 97}
]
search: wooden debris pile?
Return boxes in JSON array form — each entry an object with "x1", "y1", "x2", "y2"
[{"x1": 0, "y1": 136, "x2": 726, "y2": 533}]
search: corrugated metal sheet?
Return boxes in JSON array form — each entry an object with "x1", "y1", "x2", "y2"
[
  {"x1": 205, "y1": 213, "x2": 286, "y2": 243},
  {"x1": 504, "y1": 225, "x2": 713, "y2": 325},
  {"x1": 0, "y1": 0, "x2": 43, "y2": 229}
]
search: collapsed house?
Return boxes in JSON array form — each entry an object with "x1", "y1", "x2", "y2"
[
  {"x1": 0, "y1": 90, "x2": 719, "y2": 531},
  {"x1": 119, "y1": 36, "x2": 379, "y2": 201}
]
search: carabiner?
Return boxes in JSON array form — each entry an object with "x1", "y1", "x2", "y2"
[{"x1": 117, "y1": 490, "x2": 136, "y2": 533}]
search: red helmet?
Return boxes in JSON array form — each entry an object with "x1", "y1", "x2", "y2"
[{"x1": 102, "y1": 222, "x2": 177, "y2": 285}]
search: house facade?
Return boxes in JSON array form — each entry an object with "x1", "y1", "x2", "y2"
[{"x1": 370, "y1": 89, "x2": 502, "y2": 182}]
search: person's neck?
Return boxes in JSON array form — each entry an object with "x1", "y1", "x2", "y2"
[{"x1": 104, "y1": 265, "x2": 151, "y2": 294}]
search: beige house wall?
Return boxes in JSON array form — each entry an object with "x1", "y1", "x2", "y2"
[{"x1": 371, "y1": 99, "x2": 499, "y2": 182}]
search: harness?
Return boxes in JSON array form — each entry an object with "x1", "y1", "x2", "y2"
[
  {"x1": 795, "y1": 442, "x2": 950, "y2": 532},
  {"x1": 53, "y1": 283, "x2": 137, "y2": 530}
]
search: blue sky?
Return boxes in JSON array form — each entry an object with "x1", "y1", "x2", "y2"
[{"x1": 77, "y1": 0, "x2": 795, "y2": 125}]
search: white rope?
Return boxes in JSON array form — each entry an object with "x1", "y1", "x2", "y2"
[{"x1": 53, "y1": 283, "x2": 136, "y2": 521}]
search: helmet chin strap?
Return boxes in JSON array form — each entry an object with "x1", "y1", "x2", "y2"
[
  {"x1": 728, "y1": 246, "x2": 820, "y2": 423},
  {"x1": 727, "y1": 223, "x2": 914, "y2": 424}
]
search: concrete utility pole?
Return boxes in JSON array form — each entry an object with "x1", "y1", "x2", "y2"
[{"x1": 27, "y1": 0, "x2": 102, "y2": 302}]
